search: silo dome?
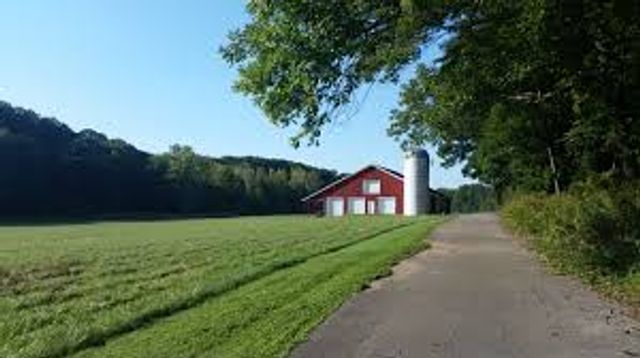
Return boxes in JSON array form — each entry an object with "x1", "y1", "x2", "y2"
[{"x1": 403, "y1": 149, "x2": 430, "y2": 216}]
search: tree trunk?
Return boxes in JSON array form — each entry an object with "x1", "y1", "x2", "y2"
[{"x1": 547, "y1": 146, "x2": 560, "y2": 195}]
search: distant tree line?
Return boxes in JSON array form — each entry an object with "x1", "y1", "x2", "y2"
[
  {"x1": 0, "y1": 101, "x2": 338, "y2": 218},
  {"x1": 438, "y1": 184, "x2": 497, "y2": 213}
]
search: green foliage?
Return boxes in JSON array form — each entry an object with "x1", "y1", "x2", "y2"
[
  {"x1": 439, "y1": 184, "x2": 497, "y2": 213},
  {"x1": 225, "y1": 1, "x2": 640, "y2": 194},
  {"x1": 0, "y1": 101, "x2": 338, "y2": 217},
  {"x1": 0, "y1": 102, "x2": 155, "y2": 215},
  {"x1": 151, "y1": 145, "x2": 337, "y2": 214},
  {"x1": 502, "y1": 182, "x2": 640, "y2": 305},
  {"x1": 390, "y1": 0, "x2": 640, "y2": 193},
  {"x1": 221, "y1": 0, "x2": 447, "y2": 147},
  {"x1": 0, "y1": 215, "x2": 443, "y2": 357}
]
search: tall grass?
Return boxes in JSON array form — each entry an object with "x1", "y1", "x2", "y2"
[{"x1": 502, "y1": 180, "x2": 640, "y2": 309}]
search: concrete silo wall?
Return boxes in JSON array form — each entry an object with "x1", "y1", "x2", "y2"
[{"x1": 403, "y1": 149, "x2": 430, "y2": 216}]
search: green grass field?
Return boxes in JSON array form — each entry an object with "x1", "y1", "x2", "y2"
[{"x1": 0, "y1": 215, "x2": 444, "y2": 358}]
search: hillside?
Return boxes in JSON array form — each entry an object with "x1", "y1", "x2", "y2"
[{"x1": 0, "y1": 101, "x2": 338, "y2": 217}]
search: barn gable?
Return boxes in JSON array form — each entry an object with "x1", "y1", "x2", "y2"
[
  {"x1": 301, "y1": 165, "x2": 403, "y2": 202},
  {"x1": 302, "y1": 165, "x2": 405, "y2": 216}
]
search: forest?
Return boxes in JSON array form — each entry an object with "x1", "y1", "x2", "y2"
[{"x1": 0, "y1": 101, "x2": 338, "y2": 218}]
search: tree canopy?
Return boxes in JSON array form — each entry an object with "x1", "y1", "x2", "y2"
[
  {"x1": 0, "y1": 101, "x2": 337, "y2": 218},
  {"x1": 223, "y1": 0, "x2": 639, "y2": 195}
]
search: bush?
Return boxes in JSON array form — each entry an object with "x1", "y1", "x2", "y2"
[{"x1": 502, "y1": 180, "x2": 640, "y2": 281}]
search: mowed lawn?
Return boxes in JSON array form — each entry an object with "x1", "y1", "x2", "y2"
[{"x1": 0, "y1": 215, "x2": 444, "y2": 358}]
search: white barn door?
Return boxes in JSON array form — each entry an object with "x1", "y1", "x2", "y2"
[
  {"x1": 347, "y1": 197, "x2": 366, "y2": 215},
  {"x1": 377, "y1": 197, "x2": 397, "y2": 215},
  {"x1": 325, "y1": 197, "x2": 344, "y2": 216},
  {"x1": 367, "y1": 200, "x2": 376, "y2": 215}
]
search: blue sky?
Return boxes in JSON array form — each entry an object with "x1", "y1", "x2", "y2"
[{"x1": 0, "y1": 0, "x2": 474, "y2": 188}]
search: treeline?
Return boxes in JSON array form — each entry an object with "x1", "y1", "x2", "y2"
[
  {"x1": 438, "y1": 184, "x2": 496, "y2": 213},
  {"x1": 0, "y1": 101, "x2": 337, "y2": 217}
]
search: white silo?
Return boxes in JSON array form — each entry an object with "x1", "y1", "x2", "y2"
[{"x1": 403, "y1": 149, "x2": 430, "y2": 216}]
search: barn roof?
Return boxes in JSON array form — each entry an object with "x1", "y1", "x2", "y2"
[{"x1": 301, "y1": 165, "x2": 404, "y2": 202}]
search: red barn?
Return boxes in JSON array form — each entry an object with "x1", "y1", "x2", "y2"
[
  {"x1": 301, "y1": 165, "x2": 406, "y2": 216},
  {"x1": 302, "y1": 163, "x2": 451, "y2": 216}
]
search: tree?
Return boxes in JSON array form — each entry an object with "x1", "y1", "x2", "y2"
[{"x1": 223, "y1": 0, "x2": 640, "y2": 195}]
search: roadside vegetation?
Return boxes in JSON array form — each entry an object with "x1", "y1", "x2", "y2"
[
  {"x1": 502, "y1": 179, "x2": 640, "y2": 314},
  {"x1": 0, "y1": 215, "x2": 443, "y2": 358}
]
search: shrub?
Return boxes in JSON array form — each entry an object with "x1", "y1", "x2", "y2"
[{"x1": 502, "y1": 181, "x2": 640, "y2": 281}]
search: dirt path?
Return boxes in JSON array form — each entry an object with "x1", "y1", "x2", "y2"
[{"x1": 291, "y1": 213, "x2": 640, "y2": 358}]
